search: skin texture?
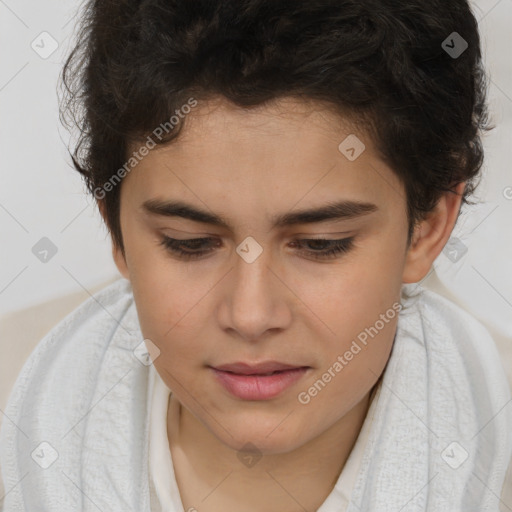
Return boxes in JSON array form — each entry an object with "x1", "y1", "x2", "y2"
[{"x1": 104, "y1": 96, "x2": 464, "y2": 511}]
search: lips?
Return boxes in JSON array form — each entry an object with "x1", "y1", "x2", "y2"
[
  {"x1": 211, "y1": 361, "x2": 308, "y2": 375},
  {"x1": 210, "y1": 361, "x2": 311, "y2": 400},
  {"x1": 210, "y1": 365, "x2": 310, "y2": 400}
]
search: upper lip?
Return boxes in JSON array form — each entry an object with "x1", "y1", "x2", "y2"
[{"x1": 211, "y1": 361, "x2": 308, "y2": 375}]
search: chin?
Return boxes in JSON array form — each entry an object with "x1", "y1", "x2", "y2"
[{"x1": 212, "y1": 420, "x2": 306, "y2": 456}]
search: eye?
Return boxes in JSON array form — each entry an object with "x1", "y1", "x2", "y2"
[
  {"x1": 159, "y1": 235, "x2": 355, "y2": 261},
  {"x1": 289, "y1": 237, "x2": 355, "y2": 260},
  {"x1": 159, "y1": 236, "x2": 220, "y2": 260}
]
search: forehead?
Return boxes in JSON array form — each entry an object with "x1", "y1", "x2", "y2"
[
  {"x1": 160, "y1": 96, "x2": 365, "y2": 151},
  {"x1": 122, "y1": 96, "x2": 405, "y2": 225}
]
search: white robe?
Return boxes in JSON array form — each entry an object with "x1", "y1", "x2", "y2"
[{"x1": 0, "y1": 278, "x2": 510, "y2": 511}]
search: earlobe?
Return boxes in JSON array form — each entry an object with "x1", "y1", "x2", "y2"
[
  {"x1": 402, "y1": 219, "x2": 439, "y2": 284},
  {"x1": 402, "y1": 182, "x2": 465, "y2": 284}
]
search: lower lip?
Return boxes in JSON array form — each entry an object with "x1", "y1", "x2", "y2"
[{"x1": 210, "y1": 367, "x2": 309, "y2": 400}]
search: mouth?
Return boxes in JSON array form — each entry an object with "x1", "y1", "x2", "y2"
[
  {"x1": 209, "y1": 362, "x2": 311, "y2": 400},
  {"x1": 211, "y1": 361, "x2": 310, "y2": 375}
]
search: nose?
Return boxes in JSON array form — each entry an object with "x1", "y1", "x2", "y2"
[{"x1": 217, "y1": 243, "x2": 292, "y2": 342}]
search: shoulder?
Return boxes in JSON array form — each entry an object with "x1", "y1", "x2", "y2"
[{"x1": 0, "y1": 277, "x2": 139, "y2": 425}]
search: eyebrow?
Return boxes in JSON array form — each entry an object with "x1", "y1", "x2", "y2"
[{"x1": 141, "y1": 198, "x2": 378, "y2": 230}]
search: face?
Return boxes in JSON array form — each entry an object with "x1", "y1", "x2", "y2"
[{"x1": 110, "y1": 96, "x2": 446, "y2": 455}]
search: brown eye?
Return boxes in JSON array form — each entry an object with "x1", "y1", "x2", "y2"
[
  {"x1": 159, "y1": 236, "x2": 220, "y2": 259},
  {"x1": 290, "y1": 237, "x2": 355, "y2": 260}
]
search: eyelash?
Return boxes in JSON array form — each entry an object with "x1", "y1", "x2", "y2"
[{"x1": 159, "y1": 236, "x2": 355, "y2": 261}]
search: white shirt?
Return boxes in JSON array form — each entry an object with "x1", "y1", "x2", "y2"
[{"x1": 148, "y1": 367, "x2": 377, "y2": 512}]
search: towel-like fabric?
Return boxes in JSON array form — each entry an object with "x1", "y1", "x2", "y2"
[{"x1": 0, "y1": 278, "x2": 510, "y2": 511}]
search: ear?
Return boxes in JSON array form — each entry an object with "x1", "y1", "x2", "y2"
[
  {"x1": 402, "y1": 182, "x2": 465, "y2": 283},
  {"x1": 97, "y1": 199, "x2": 130, "y2": 280}
]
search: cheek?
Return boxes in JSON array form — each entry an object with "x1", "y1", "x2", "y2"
[
  {"x1": 288, "y1": 248, "x2": 403, "y2": 338},
  {"x1": 290, "y1": 243, "x2": 401, "y2": 389},
  {"x1": 124, "y1": 230, "x2": 196, "y2": 329},
  {"x1": 128, "y1": 264, "x2": 211, "y2": 373},
  {"x1": 131, "y1": 281, "x2": 197, "y2": 350},
  {"x1": 299, "y1": 313, "x2": 396, "y2": 422}
]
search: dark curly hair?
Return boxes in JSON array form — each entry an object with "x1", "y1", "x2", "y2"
[{"x1": 59, "y1": 0, "x2": 492, "y2": 258}]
